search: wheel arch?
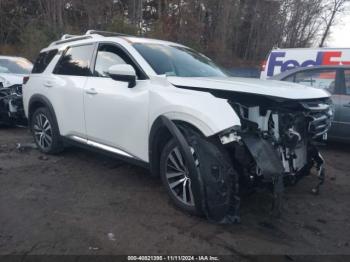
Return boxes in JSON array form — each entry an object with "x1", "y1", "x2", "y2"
[
  {"x1": 149, "y1": 115, "x2": 205, "y2": 177},
  {"x1": 28, "y1": 94, "x2": 60, "y2": 133}
]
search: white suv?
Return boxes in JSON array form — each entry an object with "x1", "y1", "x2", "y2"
[{"x1": 23, "y1": 31, "x2": 333, "y2": 223}]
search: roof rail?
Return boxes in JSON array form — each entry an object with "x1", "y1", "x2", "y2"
[
  {"x1": 50, "y1": 35, "x2": 94, "y2": 46},
  {"x1": 85, "y1": 30, "x2": 132, "y2": 37},
  {"x1": 49, "y1": 30, "x2": 133, "y2": 47},
  {"x1": 61, "y1": 34, "x2": 80, "y2": 40}
]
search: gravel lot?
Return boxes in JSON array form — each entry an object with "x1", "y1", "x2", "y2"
[{"x1": 0, "y1": 127, "x2": 349, "y2": 259}]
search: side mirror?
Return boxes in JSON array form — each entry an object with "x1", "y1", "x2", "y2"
[{"x1": 108, "y1": 64, "x2": 137, "y2": 88}]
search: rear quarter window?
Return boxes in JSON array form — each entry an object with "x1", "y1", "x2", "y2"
[{"x1": 32, "y1": 49, "x2": 58, "y2": 74}]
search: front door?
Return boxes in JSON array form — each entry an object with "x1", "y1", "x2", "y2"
[{"x1": 83, "y1": 43, "x2": 150, "y2": 161}]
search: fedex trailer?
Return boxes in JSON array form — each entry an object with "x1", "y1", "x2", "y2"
[{"x1": 260, "y1": 48, "x2": 350, "y2": 79}]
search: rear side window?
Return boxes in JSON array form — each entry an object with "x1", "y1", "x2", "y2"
[
  {"x1": 54, "y1": 45, "x2": 94, "y2": 76},
  {"x1": 32, "y1": 50, "x2": 58, "y2": 74}
]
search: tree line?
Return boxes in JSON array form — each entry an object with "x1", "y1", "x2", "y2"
[{"x1": 0, "y1": 0, "x2": 347, "y2": 67}]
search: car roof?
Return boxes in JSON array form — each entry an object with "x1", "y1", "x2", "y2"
[
  {"x1": 42, "y1": 32, "x2": 186, "y2": 52},
  {"x1": 271, "y1": 65, "x2": 350, "y2": 80}
]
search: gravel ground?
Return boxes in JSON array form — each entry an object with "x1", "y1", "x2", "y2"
[{"x1": 0, "y1": 127, "x2": 349, "y2": 260}]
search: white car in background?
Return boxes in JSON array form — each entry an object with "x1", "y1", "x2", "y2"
[
  {"x1": 0, "y1": 56, "x2": 32, "y2": 125},
  {"x1": 23, "y1": 31, "x2": 333, "y2": 223},
  {"x1": 0, "y1": 56, "x2": 32, "y2": 86}
]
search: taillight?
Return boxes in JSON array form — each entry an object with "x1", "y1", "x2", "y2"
[
  {"x1": 23, "y1": 76, "x2": 30, "y2": 85},
  {"x1": 260, "y1": 60, "x2": 267, "y2": 72}
]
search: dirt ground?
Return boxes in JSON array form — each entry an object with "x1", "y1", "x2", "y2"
[{"x1": 0, "y1": 127, "x2": 349, "y2": 260}]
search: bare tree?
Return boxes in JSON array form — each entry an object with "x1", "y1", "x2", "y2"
[
  {"x1": 319, "y1": 0, "x2": 347, "y2": 47},
  {"x1": 1, "y1": 0, "x2": 345, "y2": 66}
]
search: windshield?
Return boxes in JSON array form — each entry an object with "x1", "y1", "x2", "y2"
[
  {"x1": 0, "y1": 57, "x2": 33, "y2": 74},
  {"x1": 133, "y1": 43, "x2": 227, "y2": 77}
]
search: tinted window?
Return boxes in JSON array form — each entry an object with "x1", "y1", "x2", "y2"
[
  {"x1": 344, "y1": 70, "x2": 350, "y2": 95},
  {"x1": 32, "y1": 50, "x2": 58, "y2": 74},
  {"x1": 54, "y1": 45, "x2": 94, "y2": 76},
  {"x1": 293, "y1": 70, "x2": 337, "y2": 94},
  {"x1": 94, "y1": 45, "x2": 127, "y2": 77},
  {"x1": 0, "y1": 57, "x2": 33, "y2": 74},
  {"x1": 133, "y1": 43, "x2": 227, "y2": 77}
]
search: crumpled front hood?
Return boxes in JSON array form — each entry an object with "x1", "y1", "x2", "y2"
[
  {"x1": 0, "y1": 73, "x2": 24, "y2": 87},
  {"x1": 167, "y1": 76, "x2": 330, "y2": 100}
]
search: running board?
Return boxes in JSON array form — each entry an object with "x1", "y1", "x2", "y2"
[
  {"x1": 65, "y1": 135, "x2": 149, "y2": 169},
  {"x1": 69, "y1": 135, "x2": 135, "y2": 159}
]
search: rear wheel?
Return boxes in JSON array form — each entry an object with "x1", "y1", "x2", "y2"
[
  {"x1": 30, "y1": 107, "x2": 63, "y2": 154},
  {"x1": 160, "y1": 139, "x2": 200, "y2": 215}
]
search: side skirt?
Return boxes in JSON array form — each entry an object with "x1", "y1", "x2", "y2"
[{"x1": 61, "y1": 136, "x2": 150, "y2": 170}]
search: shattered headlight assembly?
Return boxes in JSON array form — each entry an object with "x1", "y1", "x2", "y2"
[{"x1": 219, "y1": 126, "x2": 241, "y2": 145}]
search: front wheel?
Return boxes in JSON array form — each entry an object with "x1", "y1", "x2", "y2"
[
  {"x1": 30, "y1": 107, "x2": 63, "y2": 154},
  {"x1": 160, "y1": 139, "x2": 200, "y2": 215}
]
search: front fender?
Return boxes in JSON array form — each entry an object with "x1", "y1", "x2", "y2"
[{"x1": 149, "y1": 86, "x2": 241, "y2": 137}]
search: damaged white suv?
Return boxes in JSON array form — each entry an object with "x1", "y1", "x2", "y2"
[{"x1": 23, "y1": 31, "x2": 333, "y2": 223}]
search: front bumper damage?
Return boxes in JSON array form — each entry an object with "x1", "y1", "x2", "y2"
[
  {"x1": 160, "y1": 96, "x2": 331, "y2": 223},
  {"x1": 0, "y1": 84, "x2": 26, "y2": 125},
  {"x1": 242, "y1": 134, "x2": 325, "y2": 216}
]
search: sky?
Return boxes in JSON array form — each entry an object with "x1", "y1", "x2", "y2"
[{"x1": 328, "y1": 3, "x2": 350, "y2": 47}]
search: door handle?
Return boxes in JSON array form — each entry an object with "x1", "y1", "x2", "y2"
[
  {"x1": 344, "y1": 103, "x2": 350, "y2": 108},
  {"x1": 44, "y1": 81, "x2": 53, "y2": 88},
  {"x1": 86, "y1": 88, "x2": 98, "y2": 95}
]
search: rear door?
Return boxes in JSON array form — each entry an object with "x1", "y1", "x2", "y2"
[{"x1": 51, "y1": 44, "x2": 96, "y2": 138}]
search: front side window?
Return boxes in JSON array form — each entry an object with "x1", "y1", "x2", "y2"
[
  {"x1": 292, "y1": 69, "x2": 337, "y2": 94},
  {"x1": 94, "y1": 45, "x2": 127, "y2": 77},
  {"x1": 93, "y1": 44, "x2": 145, "y2": 79},
  {"x1": 0, "y1": 57, "x2": 33, "y2": 74},
  {"x1": 133, "y1": 43, "x2": 227, "y2": 77},
  {"x1": 344, "y1": 70, "x2": 350, "y2": 95},
  {"x1": 54, "y1": 45, "x2": 94, "y2": 76}
]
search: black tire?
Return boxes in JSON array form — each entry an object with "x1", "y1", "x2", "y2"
[
  {"x1": 160, "y1": 138, "x2": 201, "y2": 216},
  {"x1": 30, "y1": 107, "x2": 63, "y2": 154}
]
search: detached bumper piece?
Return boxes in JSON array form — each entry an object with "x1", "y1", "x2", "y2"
[
  {"x1": 242, "y1": 135, "x2": 285, "y2": 216},
  {"x1": 242, "y1": 134, "x2": 326, "y2": 215}
]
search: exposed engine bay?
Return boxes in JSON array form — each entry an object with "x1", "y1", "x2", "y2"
[
  {"x1": 0, "y1": 83, "x2": 26, "y2": 125},
  {"x1": 226, "y1": 94, "x2": 332, "y2": 186},
  {"x1": 218, "y1": 92, "x2": 333, "y2": 221}
]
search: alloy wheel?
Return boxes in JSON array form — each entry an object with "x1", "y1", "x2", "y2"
[
  {"x1": 33, "y1": 113, "x2": 53, "y2": 150},
  {"x1": 165, "y1": 146, "x2": 197, "y2": 207}
]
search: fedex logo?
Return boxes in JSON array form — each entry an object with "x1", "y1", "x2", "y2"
[{"x1": 267, "y1": 51, "x2": 350, "y2": 77}]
